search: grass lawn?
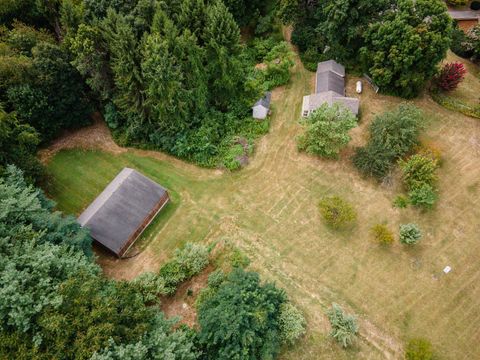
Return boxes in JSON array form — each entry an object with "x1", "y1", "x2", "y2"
[{"x1": 45, "y1": 51, "x2": 480, "y2": 359}]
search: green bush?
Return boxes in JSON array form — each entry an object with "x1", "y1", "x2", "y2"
[
  {"x1": 353, "y1": 104, "x2": 424, "y2": 179},
  {"x1": 132, "y1": 272, "x2": 167, "y2": 302},
  {"x1": 371, "y1": 224, "x2": 394, "y2": 245},
  {"x1": 327, "y1": 303, "x2": 359, "y2": 348},
  {"x1": 405, "y1": 338, "x2": 434, "y2": 360},
  {"x1": 318, "y1": 196, "x2": 357, "y2": 230},
  {"x1": 399, "y1": 155, "x2": 438, "y2": 191},
  {"x1": 399, "y1": 224, "x2": 422, "y2": 245},
  {"x1": 446, "y1": 0, "x2": 468, "y2": 5},
  {"x1": 298, "y1": 103, "x2": 357, "y2": 159},
  {"x1": 409, "y1": 184, "x2": 438, "y2": 210},
  {"x1": 158, "y1": 242, "x2": 210, "y2": 295},
  {"x1": 279, "y1": 302, "x2": 306, "y2": 344},
  {"x1": 393, "y1": 195, "x2": 410, "y2": 209}
]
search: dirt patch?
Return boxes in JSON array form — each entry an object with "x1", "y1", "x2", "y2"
[
  {"x1": 160, "y1": 265, "x2": 215, "y2": 328},
  {"x1": 38, "y1": 113, "x2": 125, "y2": 163}
]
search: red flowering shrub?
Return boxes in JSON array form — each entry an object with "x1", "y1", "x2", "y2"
[{"x1": 436, "y1": 62, "x2": 467, "y2": 91}]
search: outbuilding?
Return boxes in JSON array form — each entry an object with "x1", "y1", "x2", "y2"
[
  {"x1": 252, "y1": 92, "x2": 272, "y2": 120},
  {"x1": 78, "y1": 168, "x2": 170, "y2": 258}
]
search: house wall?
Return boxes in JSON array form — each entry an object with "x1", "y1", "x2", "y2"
[
  {"x1": 253, "y1": 106, "x2": 268, "y2": 119},
  {"x1": 118, "y1": 192, "x2": 170, "y2": 257}
]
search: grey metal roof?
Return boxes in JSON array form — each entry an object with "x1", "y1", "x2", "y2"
[
  {"x1": 316, "y1": 71, "x2": 345, "y2": 95},
  {"x1": 78, "y1": 168, "x2": 168, "y2": 256},
  {"x1": 316, "y1": 60, "x2": 345, "y2": 77},
  {"x1": 253, "y1": 91, "x2": 272, "y2": 109},
  {"x1": 448, "y1": 10, "x2": 480, "y2": 20}
]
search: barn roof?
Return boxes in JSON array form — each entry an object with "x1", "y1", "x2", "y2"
[
  {"x1": 253, "y1": 91, "x2": 272, "y2": 109},
  {"x1": 302, "y1": 92, "x2": 359, "y2": 116},
  {"x1": 316, "y1": 60, "x2": 345, "y2": 77},
  {"x1": 315, "y1": 71, "x2": 345, "y2": 95},
  {"x1": 78, "y1": 168, "x2": 169, "y2": 257}
]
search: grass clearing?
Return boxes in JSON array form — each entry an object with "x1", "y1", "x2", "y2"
[{"x1": 45, "y1": 49, "x2": 480, "y2": 359}]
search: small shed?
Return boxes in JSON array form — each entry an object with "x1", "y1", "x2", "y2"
[
  {"x1": 78, "y1": 168, "x2": 170, "y2": 257},
  {"x1": 252, "y1": 92, "x2": 272, "y2": 120}
]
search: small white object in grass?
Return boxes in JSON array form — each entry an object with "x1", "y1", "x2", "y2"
[
  {"x1": 443, "y1": 266, "x2": 452, "y2": 274},
  {"x1": 356, "y1": 81, "x2": 363, "y2": 94}
]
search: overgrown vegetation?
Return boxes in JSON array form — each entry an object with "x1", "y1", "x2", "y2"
[
  {"x1": 405, "y1": 338, "x2": 434, "y2": 360},
  {"x1": 297, "y1": 104, "x2": 357, "y2": 159}
]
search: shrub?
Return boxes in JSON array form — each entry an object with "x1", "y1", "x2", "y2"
[
  {"x1": 132, "y1": 272, "x2": 167, "y2": 302},
  {"x1": 174, "y1": 242, "x2": 210, "y2": 278},
  {"x1": 405, "y1": 338, "x2": 434, "y2": 360},
  {"x1": 393, "y1": 195, "x2": 410, "y2": 209},
  {"x1": 327, "y1": 303, "x2": 359, "y2": 348},
  {"x1": 318, "y1": 196, "x2": 357, "y2": 230},
  {"x1": 399, "y1": 224, "x2": 422, "y2": 245},
  {"x1": 435, "y1": 62, "x2": 467, "y2": 91},
  {"x1": 415, "y1": 142, "x2": 442, "y2": 164},
  {"x1": 399, "y1": 155, "x2": 439, "y2": 191},
  {"x1": 353, "y1": 104, "x2": 424, "y2": 179},
  {"x1": 279, "y1": 303, "x2": 306, "y2": 344},
  {"x1": 409, "y1": 184, "x2": 438, "y2": 210},
  {"x1": 371, "y1": 224, "x2": 394, "y2": 245},
  {"x1": 297, "y1": 103, "x2": 357, "y2": 159}
]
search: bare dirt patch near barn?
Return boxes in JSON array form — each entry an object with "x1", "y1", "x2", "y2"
[{"x1": 46, "y1": 47, "x2": 480, "y2": 359}]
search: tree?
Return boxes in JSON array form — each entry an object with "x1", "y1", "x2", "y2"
[
  {"x1": 327, "y1": 303, "x2": 359, "y2": 348},
  {"x1": 0, "y1": 107, "x2": 42, "y2": 182},
  {"x1": 7, "y1": 42, "x2": 92, "y2": 141},
  {"x1": 360, "y1": 0, "x2": 452, "y2": 98},
  {"x1": 198, "y1": 268, "x2": 286, "y2": 360},
  {"x1": 297, "y1": 103, "x2": 357, "y2": 159},
  {"x1": 353, "y1": 104, "x2": 424, "y2": 179}
]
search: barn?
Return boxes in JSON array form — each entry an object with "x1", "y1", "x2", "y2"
[
  {"x1": 252, "y1": 92, "x2": 272, "y2": 119},
  {"x1": 78, "y1": 168, "x2": 170, "y2": 258}
]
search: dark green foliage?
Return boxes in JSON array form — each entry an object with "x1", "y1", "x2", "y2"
[
  {"x1": 318, "y1": 196, "x2": 357, "y2": 230},
  {"x1": 297, "y1": 103, "x2": 357, "y2": 159},
  {"x1": 327, "y1": 303, "x2": 358, "y2": 348},
  {"x1": 90, "y1": 315, "x2": 199, "y2": 360},
  {"x1": 198, "y1": 268, "x2": 287, "y2": 360},
  {"x1": 360, "y1": 0, "x2": 452, "y2": 98},
  {"x1": 408, "y1": 184, "x2": 438, "y2": 209},
  {"x1": 405, "y1": 338, "x2": 434, "y2": 360},
  {"x1": 353, "y1": 104, "x2": 424, "y2": 179},
  {"x1": 0, "y1": 107, "x2": 42, "y2": 182},
  {"x1": 0, "y1": 165, "x2": 92, "y2": 255},
  {"x1": 450, "y1": 23, "x2": 473, "y2": 59},
  {"x1": 7, "y1": 41, "x2": 92, "y2": 141}
]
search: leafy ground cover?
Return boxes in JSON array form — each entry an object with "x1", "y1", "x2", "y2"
[{"x1": 46, "y1": 43, "x2": 480, "y2": 359}]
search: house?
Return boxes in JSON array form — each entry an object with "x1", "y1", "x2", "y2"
[
  {"x1": 252, "y1": 92, "x2": 272, "y2": 119},
  {"x1": 301, "y1": 60, "x2": 359, "y2": 117},
  {"x1": 78, "y1": 168, "x2": 170, "y2": 258},
  {"x1": 449, "y1": 9, "x2": 480, "y2": 31}
]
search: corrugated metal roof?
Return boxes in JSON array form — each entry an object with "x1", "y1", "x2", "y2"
[{"x1": 78, "y1": 168, "x2": 168, "y2": 256}]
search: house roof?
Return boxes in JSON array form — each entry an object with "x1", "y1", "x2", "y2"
[
  {"x1": 78, "y1": 168, "x2": 168, "y2": 256},
  {"x1": 302, "y1": 92, "x2": 359, "y2": 115},
  {"x1": 448, "y1": 10, "x2": 480, "y2": 20},
  {"x1": 316, "y1": 71, "x2": 345, "y2": 95},
  {"x1": 253, "y1": 91, "x2": 272, "y2": 109},
  {"x1": 316, "y1": 60, "x2": 345, "y2": 77}
]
